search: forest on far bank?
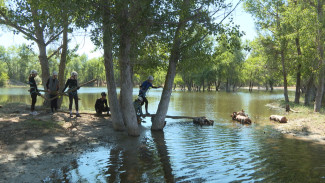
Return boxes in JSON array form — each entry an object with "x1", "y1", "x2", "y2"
[{"x1": 0, "y1": 0, "x2": 324, "y2": 134}]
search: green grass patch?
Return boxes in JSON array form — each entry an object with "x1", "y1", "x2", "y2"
[{"x1": 278, "y1": 100, "x2": 325, "y2": 114}]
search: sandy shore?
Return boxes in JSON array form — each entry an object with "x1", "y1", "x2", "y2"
[
  {"x1": 267, "y1": 102, "x2": 325, "y2": 144},
  {"x1": 0, "y1": 103, "x2": 119, "y2": 182}
]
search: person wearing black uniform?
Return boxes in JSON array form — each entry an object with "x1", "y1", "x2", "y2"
[
  {"x1": 29, "y1": 70, "x2": 40, "y2": 115},
  {"x1": 62, "y1": 71, "x2": 80, "y2": 117},
  {"x1": 95, "y1": 92, "x2": 110, "y2": 115},
  {"x1": 46, "y1": 71, "x2": 59, "y2": 113}
]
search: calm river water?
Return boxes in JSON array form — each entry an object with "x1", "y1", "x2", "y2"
[{"x1": 1, "y1": 87, "x2": 325, "y2": 182}]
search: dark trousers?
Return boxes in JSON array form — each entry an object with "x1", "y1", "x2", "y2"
[
  {"x1": 141, "y1": 96, "x2": 148, "y2": 113},
  {"x1": 31, "y1": 93, "x2": 37, "y2": 111},
  {"x1": 50, "y1": 94, "x2": 58, "y2": 111},
  {"x1": 68, "y1": 92, "x2": 78, "y2": 111},
  {"x1": 96, "y1": 106, "x2": 110, "y2": 114}
]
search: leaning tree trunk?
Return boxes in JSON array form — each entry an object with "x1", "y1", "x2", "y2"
[
  {"x1": 103, "y1": 5, "x2": 125, "y2": 131},
  {"x1": 294, "y1": 37, "x2": 302, "y2": 104},
  {"x1": 118, "y1": 6, "x2": 139, "y2": 136},
  {"x1": 58, "y1": 10, "x2": 68, "y2": 109},
  {"x1": 314, "y1": 0, "x2": 324, "y2": 112},
  {"x1": 151, "y1": 20, "x2": 184, "y2": 131},
  {"x1": 280, "y1": 49, "x2": 289, "y2": 103}
]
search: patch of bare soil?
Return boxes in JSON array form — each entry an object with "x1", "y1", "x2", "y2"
[{"x1": 0, "y1": 103, "x2": 120, "y2": 182}]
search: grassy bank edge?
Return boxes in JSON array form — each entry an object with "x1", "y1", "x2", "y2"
[{"x1": 270, "y1": 100, "x2": 325, "y2": 144}]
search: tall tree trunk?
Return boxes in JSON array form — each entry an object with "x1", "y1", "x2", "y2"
[
  {"x1": 294, "y1": 37, "x2": 302, "y2": 104},
  {"x1": 151, "y1": 17, "x2": 185, "y2": 130},
  {"x1": 215, "y1": 80, "x2": 221, "y2": 91},
  {"x1": 118, "y1": 6, "x2": 139, "y2": 136},
  {"x1": 102, "y1": 3, "x2": 125, "y2": 131},
  {"x1": 280, "y1": 49, "x2": 289, "y2": 102},
  {"x1": 269, "y1": 80, "x2": 274, "y2": 91},
  {"x1": 187, "y1": 81, "x2": 192, "y2": 91},
  {"x1": 226, "y1": 78, "x2": 230, "y2": 92},
  {"x1": 202, "y1": 78, "x2": 205, "y2": 92},
  {"x1": 58, "y1": 10, "x2": 68, "y2": 109},
  {"x1": 265, "y1": 83, "x2": 269, "y2": 91},
  {"x1": 314, "y1": 0, "x2": 324, "y2": 112},
  {"x1": 305, "y1": 74, "x2": 314, "y2": 106},
  {"x1": 32, "y1": 9, "x2": 50, "y2": 106}
]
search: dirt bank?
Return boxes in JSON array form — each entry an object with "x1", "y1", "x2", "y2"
[
  {"x1": 267, "y1": 102, "x2": 325, "y2": 144},
  {"x1": 0, "y1": 103, "x2": 120, "y2": 182}
]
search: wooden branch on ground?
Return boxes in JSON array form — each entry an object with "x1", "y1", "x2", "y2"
[
  {"x1": 28, "y1": 89, "x2": 81, "y2": 100},
  {"x1": 270, "y1": 115, "x2": 287, "y2": 123},
  {"x1": 290, "y1": 109, "x2": 300, "y2": 113},
  {"x1": 48, "y1": 78, "x2": 97, "y2": 101}
]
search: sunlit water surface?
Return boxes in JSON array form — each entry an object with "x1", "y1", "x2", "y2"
[{"x1": 1, "y1": 87, "x2": 325, "y2": 182}]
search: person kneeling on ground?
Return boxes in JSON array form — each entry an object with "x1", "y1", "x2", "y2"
[
  {"x1": 134, "y1": 96, "x2": 145, "y2": 124},
  {"x1": 95, "y1": 92, "x2": 110, "y2": 115}
]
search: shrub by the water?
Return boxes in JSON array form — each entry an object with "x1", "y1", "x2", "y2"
[{"x1": 0, "y1": 72, "x2": 9, "y2": 86}]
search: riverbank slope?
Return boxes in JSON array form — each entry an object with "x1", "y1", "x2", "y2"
[
  {"x1": 268, "y1": 101, "x2": 325, "y2": 144},
  {"x1": 0, "y1": 103, "x2": 119, "y2": 182}
]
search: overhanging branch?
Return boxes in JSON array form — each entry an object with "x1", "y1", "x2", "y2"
[
  {"x1": 45, "y1": 30, "x2": 64, "y2": 46},
  {"x1": 47, "y1": 44, "x2": 63, "y2": 60}
]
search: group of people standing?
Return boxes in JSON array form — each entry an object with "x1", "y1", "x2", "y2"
[
  {"x1": 29, "y1": 71, "x2": 159, "y2": 122},
  {"x1": 28, "y1": 70, "x2": 81, "y2": 117}
]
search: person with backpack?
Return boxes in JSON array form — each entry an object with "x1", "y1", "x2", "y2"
[
  {"x1": 46, "y1": 71, "x2": 59, "y2": 113},
  {"x1": 29, "y1": 70, "x2": 40, "y2": 115}
]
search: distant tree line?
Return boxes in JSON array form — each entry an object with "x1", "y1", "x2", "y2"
[{"x1": 1, "y1": 0, "x2": 323, "y2": 135}]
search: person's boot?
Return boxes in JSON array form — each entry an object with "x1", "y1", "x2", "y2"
[
  {"x1": 70, "y1": 112, "x2": 73, "y2": 117},
  {"x1": 76, "y1": 113, "x2": 81, "y2": 117}
]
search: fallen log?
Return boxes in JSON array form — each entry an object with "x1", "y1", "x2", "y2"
[
  {"x1": 235, "y1": 115, "x2": 251, "y2": 124},
  {"x1": 230, "y1": 110, "x2": 252, "y2": 124},
  {"x1": 270, "y1": 115, "x2": 287, "y2": 123},
  {"x1": 146, "y1": 114, "x2": 213, "y2": 126},
  {"x1": 193, "y1": 117, "x2": 214, "y2": 126}
]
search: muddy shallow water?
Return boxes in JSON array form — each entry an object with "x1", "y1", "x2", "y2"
[{"x1": 2, "y1": 87, "x2": 325, "y2": 182}]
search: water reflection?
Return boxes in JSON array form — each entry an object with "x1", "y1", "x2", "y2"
[
  {"x1": 2, "y1": 88, "x2": 325, "y2": 182},
  {"x1": 151, "y1": 131, "x2": 175, "y2": 183}
]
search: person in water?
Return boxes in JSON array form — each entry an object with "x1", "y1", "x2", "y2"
[
  {"x1": 95, "y1": 92, "x2": 110, "y2": 115},
  {"x1": 46, "y1": 71, "x2": 59, "y2": 113},
  {"x1": 62, "y1": 71, "x2": 80, "y2": 117},
  {"x1": 139, "y1": 75, "x2": 161, "y2": 115},
  {"x1": 29, "y1": 70, "x2": 40, "y2": 115}
]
